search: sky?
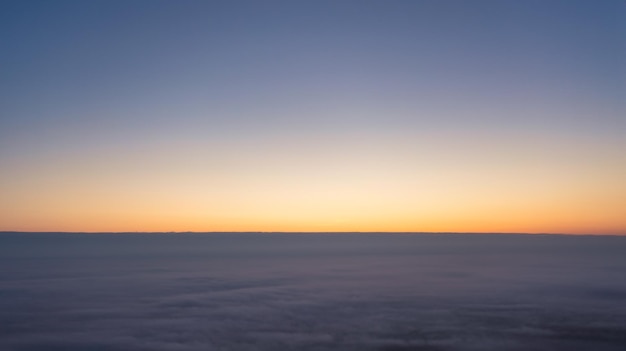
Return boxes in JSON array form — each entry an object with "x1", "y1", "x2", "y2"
[{"x1": 0, "y1": 0, "x2": 624, "y2": 234}]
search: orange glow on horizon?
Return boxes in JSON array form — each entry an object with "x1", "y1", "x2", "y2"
[{"x1": 1, "y1": 131, "x2": 624, "y2": 235}]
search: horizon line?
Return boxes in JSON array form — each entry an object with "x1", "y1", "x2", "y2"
[{"x1": 1, "y1": 231, "x2": 624, "y2": 237}]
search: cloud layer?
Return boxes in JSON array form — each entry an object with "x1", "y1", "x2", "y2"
[{"x1": 1, "y1": 233, "x2": 626, "y2": 350}]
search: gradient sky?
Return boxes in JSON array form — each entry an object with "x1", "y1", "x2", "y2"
[{"x1": 1, "y1": 0, "x2": 624, "y2": 234}]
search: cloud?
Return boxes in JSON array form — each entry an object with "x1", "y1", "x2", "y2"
[{"x1": 1, "y1": 233, "x2": 626, "y2": 350}]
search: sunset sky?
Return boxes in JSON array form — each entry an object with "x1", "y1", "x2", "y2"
[{"x1": 1, "y1": 0, "x2": 624, "y2": 234}]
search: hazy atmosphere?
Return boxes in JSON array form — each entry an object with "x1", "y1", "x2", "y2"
[
  {"x1": 1, "y1": 2, "x2": 625, "y2": 349},
  {"x1": 1, "y1": 0, "x2": 625, "y2": 234}
]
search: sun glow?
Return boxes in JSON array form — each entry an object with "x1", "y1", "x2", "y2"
[{"x1": 2, "y1": 130, "x2": 624, "y2": 234}]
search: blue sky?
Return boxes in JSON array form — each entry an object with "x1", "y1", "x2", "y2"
[{"x1": 1, "y1": 0, "x2": 624, "y2": 233}]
